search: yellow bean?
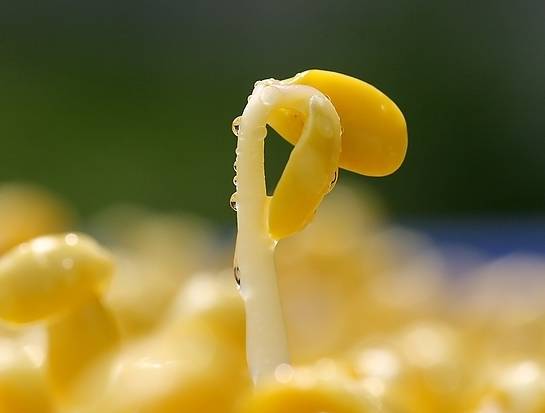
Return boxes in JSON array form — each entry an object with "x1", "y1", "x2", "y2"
[
  {"x1": 47, "y1": 294, "x2": 120, "y2": 401},
  {"x1": 167, "y1": 272, "x2": 246, "y2": 351},
  {"x1": 0, "y1": 233, "x2": 114, "y2": 324},
  {"x1": 469, "y1": 360, "x2": 545, "y2": 413},
  {"x1": 268, "y1": 69, "x2": 407, "y2": 177},
  {"x1": 268, "y1": 95, "x2": 341, "y2": 240},
  {"x1": 75, "y1": 320, "x2": 249, "y2": 413},
  {"x1": 0, "y1": 338, "x2": 54, "y2": 413},
  {"x1": 237, "y1": 361, "x2": 376, "y2": 413}
]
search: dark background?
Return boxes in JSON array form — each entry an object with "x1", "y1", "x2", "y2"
[{"x1": 2, "y1": 0, "x2": 544, "y2": 224}]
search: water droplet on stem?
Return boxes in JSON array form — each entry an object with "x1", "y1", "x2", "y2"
[
  {"x1": 233, "y1": 265, "x2": 241, "y2": 288},
  {"x1": 328, "y1": 169, "x2": 338, "y2": 192},
  {"x1": 232, "y1": 116, "x2": 242, "y2": 136},
  {"x1": 229, "y1": 193, "x2": 238, "y2": 211}
]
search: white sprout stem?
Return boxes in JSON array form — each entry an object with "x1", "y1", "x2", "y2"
[{"x1": 234, "y1": 80, "x2": 333, "y2": 385}]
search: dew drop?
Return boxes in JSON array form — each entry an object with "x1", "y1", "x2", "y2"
[
  {"x1": 233, "y1": 161, "x2": 237, "y2": 172},
  {"x1": 232, "y1": 116, "x2": 242, "y2": 136},
  {"x1": 65, "y1": 233, "x2": 79, "y2": 246},
  {"x1": 233, "y1": 265, "x2": 241, "y2": 288},
  {"x1": 328, "y1": 169, "x2": 338, "y2": 192},
  {"x1": 232, "y1": 175, "x2": 238, "y2": 186},
  {"x1": 229, "y1": 193, "x2": 238, "y2": 211},
  {"x1": 274, "y1": 363, "x2": 294, "y2": 384}
]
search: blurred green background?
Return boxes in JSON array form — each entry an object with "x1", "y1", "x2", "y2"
[{"x1": 2, "y1": 0, "x2": 544, "y2": 224}]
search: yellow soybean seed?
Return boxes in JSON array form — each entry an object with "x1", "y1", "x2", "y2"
[
  {"x1": 0, "y1": 339, "x2": 54, "y2": 413},
  {"x1": 77, "y1": 322, "x2": 249, "y2": 413},
  {"x1": 268, "y1": 95, "x2": 341, "y2": 240},
  {"x1": 472, "y1": 360, "x2": 545, "y2": 413},
  {"x1": 269, "y1": 69, "x2": 408, "y2": 177},
  {"x1": 0, "y1": 233, "x2": 114, "y2": 324},
  {"x1": 168, "y1": 273, "x2": 246, "y2": 351},
  {"x1": 47, "y1": 294, "x2": 120, "y2": 399},
  {"x1": 237, "y1": 364, "x2": 375, "y2": 413}
]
